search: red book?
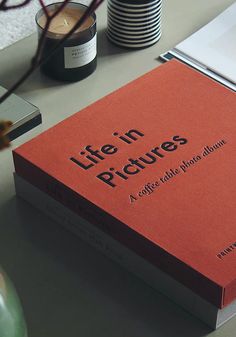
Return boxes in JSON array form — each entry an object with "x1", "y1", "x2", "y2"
[{"x1": 13, "y1": 60, "x2": 236, "y2": 308}]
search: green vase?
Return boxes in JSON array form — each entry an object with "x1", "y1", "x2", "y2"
[{"x1": 0, "y1": 268, "x2": 27, "y2": 337}]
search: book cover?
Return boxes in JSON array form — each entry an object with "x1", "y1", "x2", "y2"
[
  {"x1": 13, "y1": 59, "x2": 236, "y2": 308},
  {"x1": 0, "y1": 86, "x2": 41, "y2": 141}
]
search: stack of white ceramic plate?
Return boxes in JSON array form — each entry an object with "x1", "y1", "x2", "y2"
[{"x1": 107, "y1": 0, "x2": 162, "y2": 48}]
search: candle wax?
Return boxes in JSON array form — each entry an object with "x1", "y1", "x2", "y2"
[{"x1": 38, "y1": 7, "x2": 94, "y2": 35}]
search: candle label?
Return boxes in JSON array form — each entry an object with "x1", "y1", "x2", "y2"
[{"x1": 64, "y1": 34, "x2": 97, "y2": 69}]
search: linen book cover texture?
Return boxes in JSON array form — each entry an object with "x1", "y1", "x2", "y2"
[{"x1": 13, "y1": 60, "x2": 236, "y2": 308}]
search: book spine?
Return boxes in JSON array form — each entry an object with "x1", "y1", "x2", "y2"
[
  {"x1": 14, "y1": 173, "x2": 220, "y2": 329},
  {"x1": 13, "y1": 151, "x2": 223, "y2": 307},
  {"x1": 224, "y1": 280, "x2": 236, "y2": 307}
]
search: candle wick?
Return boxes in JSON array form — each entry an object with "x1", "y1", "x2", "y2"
[{"x1": 64, "y1": 19, "x2": 69, "y2": 26}]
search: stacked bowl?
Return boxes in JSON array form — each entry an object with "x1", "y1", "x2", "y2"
[{"x1": 107, "y1": 0, "x2": 162, "y2": 48}]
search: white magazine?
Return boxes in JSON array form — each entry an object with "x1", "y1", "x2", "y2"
[{"x1": 161, "y1": 3, "x2": 236, "y2": 91}]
